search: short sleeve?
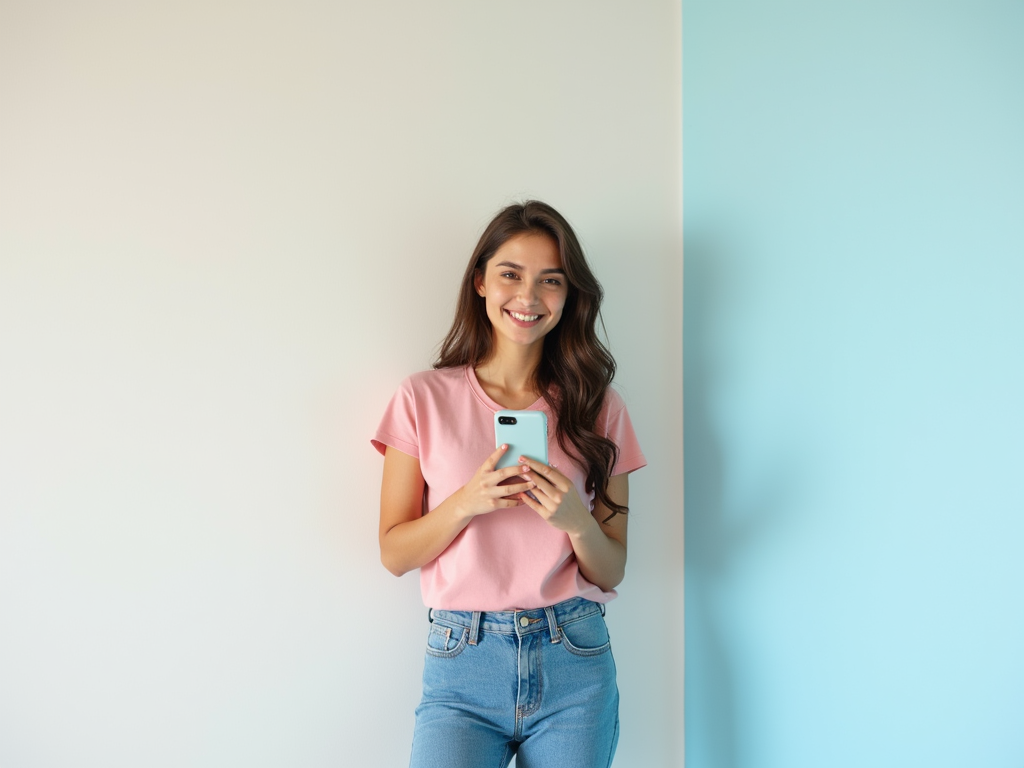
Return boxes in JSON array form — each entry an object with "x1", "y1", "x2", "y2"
[
  {"x1": 371, "y1": 377, "x2": 420, "y2": 458},
  {"x1": 599, "y1": 388, "x2": 647, "y2": 476}
]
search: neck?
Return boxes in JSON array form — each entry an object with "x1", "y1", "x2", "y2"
[{"x1": 475, "y1": 336, "x2": 544, "y2": 405}]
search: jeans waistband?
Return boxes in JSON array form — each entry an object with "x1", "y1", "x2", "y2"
[{"x1": 427, "y1": 597, "x2": 606, "y2": 646}]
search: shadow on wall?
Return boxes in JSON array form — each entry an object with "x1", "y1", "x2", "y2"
[
  {"x1": 684, "y1": 233, "x2": 735, "y2": 768},
  {"x1": 684, "y1": 231, "x2": 790, "y2": 768}
]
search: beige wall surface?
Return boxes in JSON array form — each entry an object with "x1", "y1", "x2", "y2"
[{"x1": 0, "y1": 2, "x2": 682, "y2": 765}]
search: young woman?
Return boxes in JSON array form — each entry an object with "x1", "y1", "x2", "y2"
[{"x1": 372, "y1": 201, "x2": 646, "y2": 768}]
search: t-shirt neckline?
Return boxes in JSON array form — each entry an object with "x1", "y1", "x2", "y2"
[{"x1": 465, "y1": 365, "x2": 546, "y2": 413}]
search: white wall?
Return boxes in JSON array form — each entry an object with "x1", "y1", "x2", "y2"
[{"x1": 0, "y1": 2, "x2": 682, "y2": 766}]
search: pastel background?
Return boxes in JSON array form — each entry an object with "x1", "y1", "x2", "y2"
[
  {"x1": 685, "y1": 2, "x2": 1024, "y2": 767},
  {"x1": 0, "y1": 2, "x2": 682, "y2": 766}
]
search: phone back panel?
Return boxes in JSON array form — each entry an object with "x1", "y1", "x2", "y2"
[{"x1": 494, "y1": 410, "x2": 548, "y2": 469}]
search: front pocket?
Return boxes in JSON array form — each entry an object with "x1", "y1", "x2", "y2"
[
  {"x1": 558, "y1": 613, "x2": 612, "y2": 657},
  {"x1": 425, "y1": 623, "x2": 469, "y2": 658}
]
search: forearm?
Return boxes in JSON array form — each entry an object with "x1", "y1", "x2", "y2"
[
  {"x1": 380, "y1": 495, "x2": 471, "y2": 577},
  {"x1": 569, "y1": 517, "x2": 627, "y2": 592}
]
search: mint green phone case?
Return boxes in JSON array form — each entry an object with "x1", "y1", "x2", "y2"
[{"x1": 494, "y1": 410, "x2": 549, "y2": 470}]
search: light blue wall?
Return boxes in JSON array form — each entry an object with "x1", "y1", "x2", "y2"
[{"x1": 684, "y1": 3, "x2": 1024, "y2": 767}]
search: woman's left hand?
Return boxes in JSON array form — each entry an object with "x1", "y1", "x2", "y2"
[{"x1": 515, "y1": 457, "x2": 594, "y2": 537}]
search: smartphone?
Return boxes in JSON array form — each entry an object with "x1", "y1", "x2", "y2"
[{"x1": 494, "y1": 410, "x2": 548, "y2": 470}]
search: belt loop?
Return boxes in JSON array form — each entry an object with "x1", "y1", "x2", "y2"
[
  {"x1": 468, "y1": 611, "x2": 482, "y2": 645},
  {"x1": 599, "y1": 602, "x2": 606, "y2": 617},
  {"x1": 543, "y1": 605, "x2": 560, "y2": 644},
  {"x1": 428, "y1": 608, "x2": 434, "y2": 623}
]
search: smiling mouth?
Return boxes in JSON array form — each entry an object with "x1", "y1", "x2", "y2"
[{"x1": 505, "y1": 309, "x2": 543, "y2": 324}]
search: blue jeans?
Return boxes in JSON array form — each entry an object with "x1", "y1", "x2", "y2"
[{"x1": 410, "y1": 597, "x2": 619, "y2": 768}]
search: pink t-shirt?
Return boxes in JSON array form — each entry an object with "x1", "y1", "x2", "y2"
[{"x1": 372, "y1": 365, "x2": 646, "y2": 610}]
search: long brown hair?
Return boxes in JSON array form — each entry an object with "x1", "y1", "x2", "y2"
[{"x1": 434, "y1": 201, "x2": 627, "y2": 522}]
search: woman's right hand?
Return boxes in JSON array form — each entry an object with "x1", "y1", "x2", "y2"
[
  {"x1": 379, "y1": 444, "x2": 536, "y2": 577},
  {"x1": 454, "y1": 444, "x2": 536, "y2": 519}
]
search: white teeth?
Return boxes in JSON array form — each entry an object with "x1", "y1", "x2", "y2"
[{"x1": 509, "y1": 311, "x2": 541, "y2": 322}]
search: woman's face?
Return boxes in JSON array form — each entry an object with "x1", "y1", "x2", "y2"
[{"x1": 474, "y1": 232, "x2": 569, "y2": 354}]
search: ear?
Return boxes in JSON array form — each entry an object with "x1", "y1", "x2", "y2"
[{"x1": 473, "y1": 269, "x2": 485, "y2": 297}]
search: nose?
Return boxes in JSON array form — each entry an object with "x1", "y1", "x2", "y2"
[{"x1": 517, "y1": 281, "x2": 538, "y2": 305}]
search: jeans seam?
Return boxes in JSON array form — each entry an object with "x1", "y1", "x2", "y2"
[
  {"x1": 424, "y1": 625, "x2": 469, "y2": 658},
  {"x1": 557, "y1": 610, "x2": 602, "y2": 630},
  {"x1": 519, "y1": 636, "x2": 543, "y2": 719},
  {"x1": 603, "y1": 715, "x2": 620, "y2": 768},
  {"x1": 557, "y1": 628, "x2": 612, "y2": 657}
]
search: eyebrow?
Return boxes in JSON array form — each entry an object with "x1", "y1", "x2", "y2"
[{"x1": 494, "y1": 260, "x2": 566, "y2": 275}]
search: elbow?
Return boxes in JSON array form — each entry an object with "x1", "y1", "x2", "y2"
[
  {"x1": 595, "y1": 572, "x2": 625, "y2": 593},
  {"x1": 380, "y1": 549, "x2": 410, "y2": 578},
  {"x1": 580, "y1": 568, "x2": 625, "y2": 593},
  {"x1": 378, "y1": 532, "x2": 403, "y2": 576},
  {"x1": 583, "y1": 557, "x2": 626, "y2": 593}
]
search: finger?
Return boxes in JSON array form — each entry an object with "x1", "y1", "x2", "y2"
[
  {"x1": 482, "y1": 498, "x2": 523, "y2": 512},
  {"x1": 514, "y1": 479, "x2": 557, "y2": 513},
  {"x1": 498, "y1": 464, "x2": 531, "y2": 481},
  {"x1": 491, "y1": 481, "x2": 535, "y2": 498},
  {"x1": 518, "y1": 491, "x2": 548, "y2": 514},
  {"x1": 522, "y1": 467, "x2": 560, "y2": 500},
  {"x1": 483, "y1": 444, "x2": 509, "y2": 471},
  {"x1": 518, "y1": 456, "x2": 568, "y2": 490},
  {"x1": 501, "y1": 491, "x2": 532, "y2": 502},
  {"x1": 520, "y1": 460, "x2": 569, "y2": 495},
  {"x1": 486, "y1": 494, "x2": 526, "y2": 510}
]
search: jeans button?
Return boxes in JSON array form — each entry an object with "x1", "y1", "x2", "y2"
[{"x1": 519, "y1": 616, "x2": 529, "y2": 628}]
